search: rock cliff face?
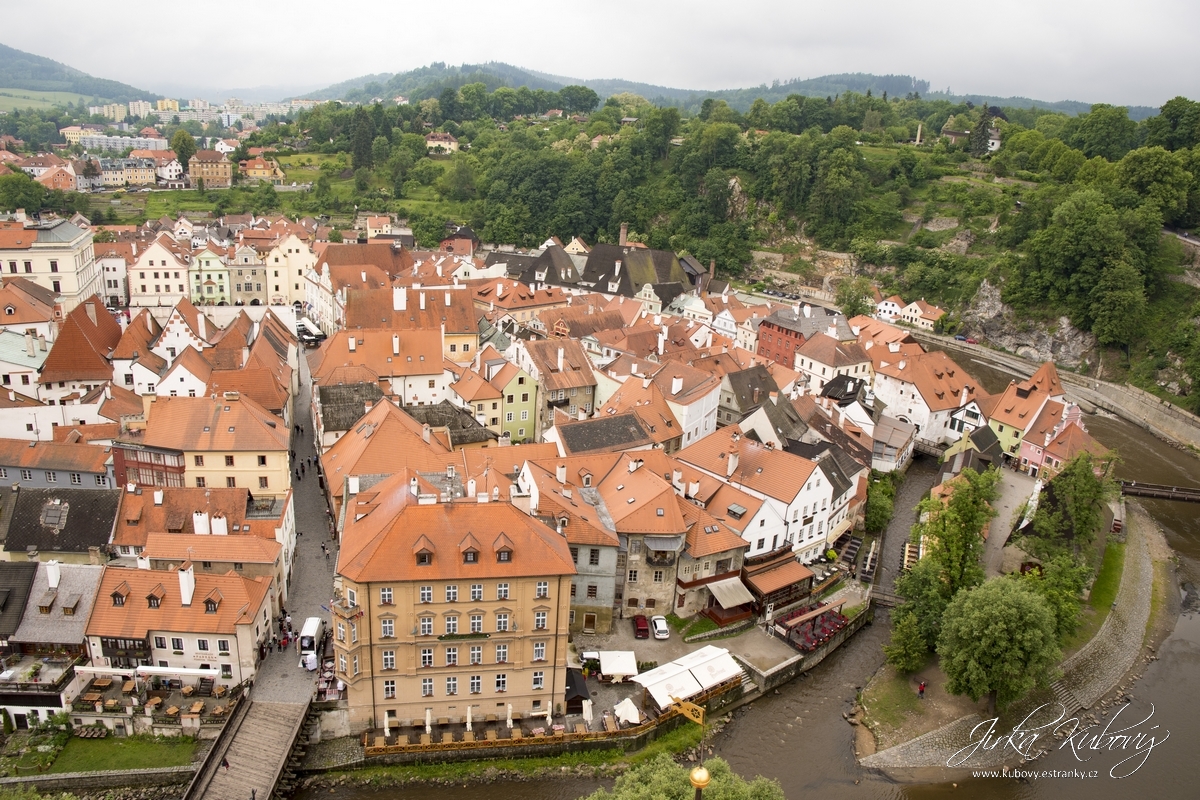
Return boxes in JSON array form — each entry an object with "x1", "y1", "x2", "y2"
[{"x1": 961, "y1": 280, "x2": 1096, "y2": 369}]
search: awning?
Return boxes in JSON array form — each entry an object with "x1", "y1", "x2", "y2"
[
  {"x1": 782, "y1": 599, "x2": 846, "y2": 629},
  {"x1": 598, "y1": 650, "x2": 638, "y2": 679},
  {"x1": 746, "y1": 559, "x2": 814, "y2": 597},
  {"x1": 614, "y1": 697, "x2": 641, "y2": 725},
  {"x1": 706, "y1": 577, "x2": 755, "y2": 609},
  {"x1": 644, "y1": 535, "x2": 684, "y2": 551},
  {"x1": 632, "y1": 645, "x2": 745, "y2": 708}
]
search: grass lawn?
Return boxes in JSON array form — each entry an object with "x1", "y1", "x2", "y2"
[
  {"x1": 0, "y1": 88, "x2": 95, "y2": 112},
  {"x1": 860, "y1": 665, "x2": 923, "y2": 732},
  {"x1": 1063, "y1": 540, "x2": 1125, "y2": 656},
  {"x1": 48, "y1": 735, "x2": 197, "y2": 774}
]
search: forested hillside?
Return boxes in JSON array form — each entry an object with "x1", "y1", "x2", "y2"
[{"x1": 0, "y1": 42, "x2": 153, "y2": 102}]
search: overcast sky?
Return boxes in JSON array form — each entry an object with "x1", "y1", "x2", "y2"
[{"x1": 8, "y1": 0, "x2": 1199, "y2": 106}]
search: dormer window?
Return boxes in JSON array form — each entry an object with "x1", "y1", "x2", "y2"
[
  {"x1": 149, "y1": 596, "x2": 160, "y2": 608},
  {"x1": 112, "y1": 593, "x2": 126, "y2": 607},
  {"x1": 497, "y1": 549, "x2": 511, "y2": 563},
  {"x1": 205, "y1": 599, "x2": 218, "y2": 613},
  {"x1": 463, "y1": 550, "x2": 477, "y2": 564},
  {"x1": 417, "y1": 551, "x2": 432, "y2": 566}
]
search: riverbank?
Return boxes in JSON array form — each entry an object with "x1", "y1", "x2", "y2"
[{"x1": 857, "y1": 500, "x2": 1176, "y2": 777}]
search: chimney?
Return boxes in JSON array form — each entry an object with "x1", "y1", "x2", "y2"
[
  {"x1": 348, "y1": 336, "x2": 356, "y2": 352},
  {"x1": 556, "y1": 464, "x2": 567, "y2": 484},
  {"x1": 672, "y1": 469, "x2": 682, "y2": 489},
  {"x1": 671, "y1": 375, "x2": 683, "y2": 395},
  {"x1": 657, "y1": 332, "x2": 665, "y2": 355},
  {"x1": 211, "y1": 513, "x2": 228, "y2": 535},
  {"x1": 619, "y1": 222, "x2": 628, "y2": 246},
  {"x1": 392, "y1": 334, "x2": 400, "y2": 356},
  {"x1": 38, "y1": 333, "x2": 46, "y2": 351},
  {"x1": 84, "y1": 302, "x2": 97, "y2": 325},
  {"x1": 613, "y1": 260, "x2": 622, "y2": 277},
  {"x1": 803, "y1": 305, "x2": 811, "y2": 318},
  {"x1": 364, "y1": 398, "x2": 374, "y2": 414},
  {"x1": 653, "y1": 314, "x2": 661, "y2": 326},
  {"x1": 46, "y1": 560, "x2": 61, "y2": 590},
  {"x1": 557, "y1": 347, "x2": 564, "y2": 371},
  {"x1": 709, "y1": 258, "x2": 716, "y2": 276},
  {"x1": 361, "y1": 270, "x2": 366, "y2": 283},
  {"x1": 960, "y1": 386, "x2": 969, "y2": 406},
  {"x1": 348, "y1": 475, "x2": 360, "y2": 494},
  {"x1": 467, "y1": 478, "x2": 477, "y2": 497},
  {"x1": 496, "y1": 282, "x2": 504, "y2": 298},
  {"x1": 410, "y1": 476, "x2": 419, "y2": 496},
  {"x1": 422, "y1": 423, "x2": 431, "y2": 443},
  {"x1": 197, "y1": 315, "x2": 206, "y2": 340},
  {"x1": 153, "y1": 489, "x2": 163, "y2": 506},
  {"x1": 192, "y1": 510, "x2": 210, "y2": 535},
  {"x1": 393, "y1": 286, "x2": 407, "y2": 311},
  {"x1": 445, "y1": 291, "x2": 451, "y2": 306},
  {"x1": 25, "y1": 331, "x2": 34, "y2": 358},
  {"x1": 178, "y1": 561, "x2": 196, "y2": 606},
  {"x1": 419, "y1": 292, "x2": 426, "y2": 310},
  {"x1": 726, "y1": 450, "x2": 739, "y2": 478}
]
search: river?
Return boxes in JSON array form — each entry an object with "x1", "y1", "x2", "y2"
[{"x1": 299, "y1": 364, "x2": 1200, "y2": 800}]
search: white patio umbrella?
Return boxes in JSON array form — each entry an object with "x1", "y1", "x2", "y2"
[
  {"x1": 466, "y1": 705, "x2": 472, "y2": 732},
  {"x1": 545, "y1": 704, "x2": 553, "y2": 724},
  {"x1": 506, "y1": 703, "x2": 513, "y2": 729},
  {"x1": 582, "y1": 699, "x2": 593, "y2": 724},
  {"x1": 383, "y1": 714, "x2": 390, "y2": 737},
  {"x1": 425, "y1": 708, "x2": 432, "y2": 735}
]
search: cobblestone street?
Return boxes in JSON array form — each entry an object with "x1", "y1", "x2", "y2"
[{"x1": 252, "y1": 347, "x2": 336, "y2": 704}]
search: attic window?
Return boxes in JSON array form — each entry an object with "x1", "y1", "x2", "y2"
[
  {"x1": 112, "y1": 592, "x2": 126, "y2": 607},
  {"x1": 727, "y1": 504, "x2": 747, "y2": 520},
  {"x1": 463, "y1": 550, "x2": 478, "y2": 564},
  {"x1": 582, "y1": 475, "x2": 592, "y2": 487},
  {"x1": 148, "y1": 596, "x2": 161, "y2": 608},
  {"x1": 417, "y1": 550, "x2": 432, "y2": 566},
  {"x1": 204, "y1": 599, "x2": 218, "y2": 613},
  {"x1": 656, "y1": 508, "x2": 664, "y2": 516},
  {"x1": 497, "y1": 549, "x2": 511, "y2": 563},
  {"x1": 4, "y1": 306, "x2": 13, "y2": 315}
]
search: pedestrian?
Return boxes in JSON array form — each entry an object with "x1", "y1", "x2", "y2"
[
  {"x1": 918, "y1": 681, "x2": 926, "y2": 700},
  {"x1": 286, "y1": 614, "x2": 292, "y2": 627},
  {"x1": 326, "y1": 547, "x2": 330, "y2": 561},
  {"x1": 321, "y1": 543, "x2": 327, "y2": 556},
  {"x1": 295, "y1": 469, "x2": 301, "y2": 481},
  {"x1": 221, "y1": 757, "x2": 230, "y2": 772}
]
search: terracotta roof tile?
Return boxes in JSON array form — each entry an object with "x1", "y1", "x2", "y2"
[{"x1": 39, "y1": 296, "x2": 122, "y2": 384}]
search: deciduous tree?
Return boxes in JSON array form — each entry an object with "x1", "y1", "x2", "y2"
[
  {"x1": 584, "y1": 754, "x2": 784, "y2": 800},
  {"x1": 170, "y1": 129, "x2": 196, "y2": 169}
]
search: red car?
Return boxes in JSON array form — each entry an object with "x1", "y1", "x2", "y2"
[
  {"x1": 632, "y1": 614, "x2": 650, "y2": 639},
  {"x1": 966, "y1": 337, "x2": 979, "y2": 345}
]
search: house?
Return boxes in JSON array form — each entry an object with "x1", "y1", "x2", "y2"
[
  {"x1": 140, "y1": 533, "x2": 285, "y2": 613},
  {"x1": 506, "y1": 338, "x2": 597, "y2": 440},
  {"x1": 2, "y1": 562, "x2": 103, "y2": 729},
  {"x1": 673, "y1": 501, "x2": 753, "y2": 625},
  {"x1": 0, "y1": 277, "x2": 58, "y2": 343},
  {"x1": 189, "y1": 245, "x2": 232, "y2": 306},
  {"x1": 15, "y1": 154, "x2": 67, "y2": 178},
  {"x1": 875, "y1": 295, "x2": 905, "y2": 322},
  {"x1": 755, "y1": 305, "x2": 854, "y2": 365},
  {"x1": 307, "y1": 329, "x2": 450, "y2": 407},
  {"x1": 401, "y1": 400, "x2": 499, "y2": 449},
  {"x1": 112, "y1": 393, "x2": 291, "y2": 497},
  {"x1": 239, "y1": 157, "x2": 285, "y2": 185},
  {"x1": 187, "y1": 151, "x2": 232, "y2": 189},
  {"x1": 94, "y1": 241, "x2": 136, "y2": 308},
  {"x1": 36, "y1": 165, "x2": 79, "y2": 193},
  {"x1": 899, "y1": 299, "x2": 946, "y2": 331},
  {"x1": 794, "y1": 333, "x2": 873, "y2": 393},
  {"x1": 0, "y1": 329, "x2": 48, "y2": 394},
  {"x1": 424, "y1": 132, "x2": 459, "y2": 152},
  {"x1": 365, "y1": 216, "x2": 391, "y2": 239},
  {"x1": 313, "y1": 381, "x2": 385, "y2": 451},
  {"x1": 343, "y1": 287, "x2": 480, "y2": 363},
  {"x1": 36, "y1": 297, "x2": 122, "y2": 405},
  {"x1": 716, "y1": 364, "x2": 778, "y2": 427},
  {"x1": 214, "y1": 139, "x2": 239, "y2": 155},
  {"x1": 0, "y1": 218, "x2": 103, "y2": 314},
  {"x1": 870, "y1": 349, "x2": 986, "y2": 448},
  {"x1": 0, "y1": 562, "x2": 38, "y2": 659},
  {"x1": 0, "y1": 439, "x2": 114, "y2": 490},
  {"x1": 0, "y1": 487, "x2": 120, "y2": 564},
  {"x1": 86, "y1": 563, "x2": 272, "y2": 685},
  {"x1": 988, "y1": 362, "x2": 1066, "y2": 461},
  {"x1": 1022, "y1": 414, "x2": 1111, "y2": 479},
  {"x1": 151, "y1": 297, "x2": 214, "y2": 362},
  {"x1": 331, "y1": 471, "x2": 574, "y2": 732}
]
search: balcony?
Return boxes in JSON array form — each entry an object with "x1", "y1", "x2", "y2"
[{"x1": 0, "y1": 653, "x2": 84, "y2": 694}]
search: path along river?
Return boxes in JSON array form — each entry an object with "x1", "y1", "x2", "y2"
[{"x1": 298, "y1": 363, "x2": 1200, "y2": 800}]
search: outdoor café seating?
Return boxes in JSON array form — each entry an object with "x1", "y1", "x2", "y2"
[
  {"x1": 166, "y1": 706, "x2": 179, "y2": 717},
  {"x1": 190, "y1": 701, "x2": 204, "y2": 715}
]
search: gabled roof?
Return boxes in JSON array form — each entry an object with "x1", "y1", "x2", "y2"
[
  {"x1": 521, "y1": 339, "x2": 596, "y2": 391},
  {"x1": 317, "y1": 382, "x2": 385, "y2": 433},
  {"x1": 679, "y1": 499, "x2": 749, "y2": 558},
  {"x1": 724, "y1": 365, "x2": 779, "y2": 412},
  {"x1": 3, "y1": 487, "x2": 120, "y2": 556},
  {"x1": 344, "y1": 287, "x2": 479, "y2": 335},
  {"x1": 1044, "y1": 421, "x2": 1109, "y2": 464},
  {"x1": 162, "y1": 344, "x2": 212, "y2": 385},
  {"x1": 677, "y1": 425, "x2": 817, "y2": 504},
  {"x1": 797, "y1": 333, "x2": 871, "y2": 368},
  {"x1": 127, "y1": 394, "x2": 288, "y2": 453},
  {"x1": 112, "y1": 486, "x2": 285, "y2": 548},
  {"x1": 0, "y1": 562, "x2": 39, "y2": 638},
  {"x1": 596, "y1": 380, "x2": 680, "y2": 446},
  {"x1": 0, "y1": 277, "x2": 57, "y2": 324},
  {"x1": 308, "y1": 329, "x2": 444, "y2": 382},
  {"x1": 142, "y1": 532, "x2": 281, "y2": 565},
  {"x1": 0, "y1": 439, "x2": 110, "y2": 474},
  {"x1": 87, "y1": 567, "x2": 270, "y2": 639},
  {"x1": 9, "y1": 562, "x2": 103, "y2": 646},
  {"x1": 39, "y1": 296, "x2": 122, "y2": 384},
  {"x1": 557, "y1": 412, "x2": 655, "y2": 455},
  {"x1": 877, "y1": 350, "x2": 984, "y2": 413}
]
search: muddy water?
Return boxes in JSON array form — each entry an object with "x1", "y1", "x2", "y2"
[{"x1": 299, "y1": 364, "x2": 1200, "y2": 800}]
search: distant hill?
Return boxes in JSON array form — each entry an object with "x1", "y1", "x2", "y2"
[
  {"x1": 0, "y1": 41, "x2": 155, "y2": 104},
  {"x1": 302, "y1": 61, "x2": 1159, "y2": 119}
]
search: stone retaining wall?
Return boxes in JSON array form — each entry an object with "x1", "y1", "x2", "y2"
[
  {"x1": 0, "y1": 765, "x2": 194, "y2": 792},
  {"x1": 737, "y1": 607, "x2": 873, "y2": 693}
]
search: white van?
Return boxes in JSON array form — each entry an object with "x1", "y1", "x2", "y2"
[{"x1": 299, "y1": 617, "x2": 325, "y2": 657}]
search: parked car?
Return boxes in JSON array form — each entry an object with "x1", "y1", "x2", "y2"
[
  {"x1": 966, "y1": 337, "x2": 979, "y2": 344},
  {"x1": 954, "y1": 334, "x2": 967, "y2": 341},
  {"x1": 651, "y1": 616, "x2": 670, "y2": 640},
  {"x1": 632, "y1": 614, "x2": 650, "y2": 639}
]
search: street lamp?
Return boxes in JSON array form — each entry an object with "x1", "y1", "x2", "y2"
[{"x1": 689, "y1": 764, "x2": 711, "y2": 800}]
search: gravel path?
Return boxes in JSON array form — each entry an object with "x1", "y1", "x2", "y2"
[{"x1": 862, "y1": 502, "x2": 1154, "y2": 770}]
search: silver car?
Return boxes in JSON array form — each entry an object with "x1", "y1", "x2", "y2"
[{"x1": 651, "y1": 615, "x2": 670, "y2": 640}]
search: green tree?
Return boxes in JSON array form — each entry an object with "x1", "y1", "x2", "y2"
[
  {"x1": 1072, "y1": 104, "x2": 1138, "y2": 162},
  {"x1": 1090, "y1": 260, "x2": 1147, "y2": 349},
  {"x1": 883, "y1": 611, "x2": 929, "y2": 673},
  {"x1": 353, "y1": 167, "x2": 370, "y2": 193},
  {"x1": 436, "y1": 157, "x2": 477, "y2": 201},
  {"x1": 93, "y1": 228, "x2": 116, "y2": 243},
  {"x1": 252, "y1": 181, "x2": 278, "y2": 213},
  {"x1": 371, "y1": 135, "x2": 391, "y2": 167},
  {"x1": 327, "y1": 229, "x2": 343, "y2": 243},
  {"x1": 1143, "y1": 96, "x2": 1200, "y2": 152},
  {"x1": 893, "y1": 556, "x2": 951, "y2": 649},
  {"x1": 938, "y1": 579, "x2": 1061, "y2": 715},
  {"x1": 558, "y1": 85, "x2": 600, "y2": 114},
  {"x1": 314, "y1": 173, "x2": 331, "y2": 203},
  {"x1": 969, "y1": 110, "x2": 993, "y2": 157},
  {"x1": 0, "y1": 172, "x2": 47, "y2": 211},
  {"x1": 836, "y1": 275, "x2": 875, "y2": 318},
  {"x1": 350, "y1": 107, "x2": 374, "y2": 170},
  {"x1": 1029, "y1": 453, "x2": 1114, "y2": 557},
  {"x1": 1014, "y1": 555, "x2": 1089, "y2": 641},
  {"x1": 864, "y1": 472, "x2": 895, "y2": 534},
  {"x1": 1116, "y1": 146, "x2": 1193, "y2": 224},
  {"x1": 171, "y1": 129, "x2": 197, "y2": 168},
  {"x1": 915, "y1": 467, "x2": 998, "y2": 599},
  {"x1": 584, "y1": 754, "x2": 784, "y2": 800}
]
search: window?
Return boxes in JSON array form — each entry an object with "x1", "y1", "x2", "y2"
[
  {"x1": 418, "y1": 553, "x2": 431, "y2": 567},
  {"x1": 217, "y1": 639, "x2": 229, "y2": 654},
  {"x1": 224, "y1": 455, "x2": 235, "y2": 466},
  {"x1": 470, "y1": 675, "x2": 481, "y2": 694},
  {"x1": 45, "y1": 471, "x2": 56, "y2": 483},
  {"x1": 420, "y1": 617, "x2": 433, "y2": 636},
  {"x1": 154, "y1": 636, "x2": 167, "y2": 649},
  {"x1": 259, "y1": 476, "x2": 269, "y2": 489},
  {"x1": 587, "y1": 584, "x2": 598, "y2": 599},
  {"x1": 589, "y1": 549, "x2": 600, "y2": 566},
  {"x1": 570, "y1": 547, "x2": 579, "y2": 563},
  {"x1": 353, "y1": 655, "x2": 360, "y2": 675},
  {"x1": 420, "y1": 585, "x2": 432, "y2": 603},
  {"x1": 196, "y1": 477, "x2": 206, "y2": 488},
  {"x1": 197, "y1": 639, "x2": 209, "y2": 651},
  {"x1": 422, "y1": 678, "x2": 434, "y2": 697},
  {"x1": 533, "y1": 671, "x2": 544, "y2": 690},
  {"x1": 470, "y1": 584, "x2": 483, "y2": 601},
  {"x1": 521, "y1": 392, "x2": 529, "y2": 403},
  {"x1": 171, "y1": 637, "x2": 184, "y2": 651},
  {"x1": 496, "y1": 583, "x2": 509, "y2": 600},
  {"x1": 421, "y1": 648, "x2": 433, "y2": 668},
  {"x1": 463, "y1": 550, "x2": 477, "y2": 564},
  {"x1": 350, "y1": 622, "x2": 358, "y2": 643},
  {"x1": 470, "y1": 614, "x2": 483, "y2": 633},
  {"x1": 534, "y1": 611, "x2": 547, "y2": 630},
  {"x1": 496, "y1": 614, "x2": 509, "y2": 632},
  {"x1": 445, "y1": 585, "x2": 458, "y2": 602},
  {"x1": 496, "y1": 674, "x2": 507, "y2": 692},
  {"x1": 445, "y1": 646, "x2": 457, "y2": 665},
  {"x1": 70, "y1": 472, "x2": 81, "y2": 485},
  {"x1": 380, "y1": 587, "x2": 393, "y2": 605},
  {"x1": 384, "y1": 680, "x2": 396, "y2": 699},
  {"x1": 535, "y1": 581, "x2": 548, "y2": 598},
  {"x1": 382, "y1": 650, "x2": 395, "y2": 670},
  {"x1": 226, "y1": 477, "x2": 237, "y2": 488},
  {"x1": 428, "y1": 379, "x2": 436, "y2": 389},
  {"x1": 653, "y1": 570, "x2": 664, "y2": 583},
  {"x1": 497, "y1": 550, "x2": 511, "y2": 563},
  {"x1": 470, "y1": 644, "x2": 482, "y2": 665},
  {"x1": 505, "y1": 412, "x2": 514, "y2": 422},
  {"x1": 627, "y1": 569, "x2": 638, "y2": 583},
  {"x1": 570, "y1": 583, "x2": 577, "y2": 598},
  {"x1": 338, "y1": 653, "x2": 347, "y2": 673},
  {"x1": 381, "y1": 618, "x2": 394, "y2": 638},
  {"x1": 446, "y1": 676, "x2": 458, "y2": 695},
  {"x1": 20, "y1": 469, "x2": 32, "y2": 481},
  {"x1": 445, "y1": 616, "x2": 458, "y2": 635}
]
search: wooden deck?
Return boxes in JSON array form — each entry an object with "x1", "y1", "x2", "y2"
[{"x1": 192, "y1": 702, "x2": 308, "y2": 800}]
